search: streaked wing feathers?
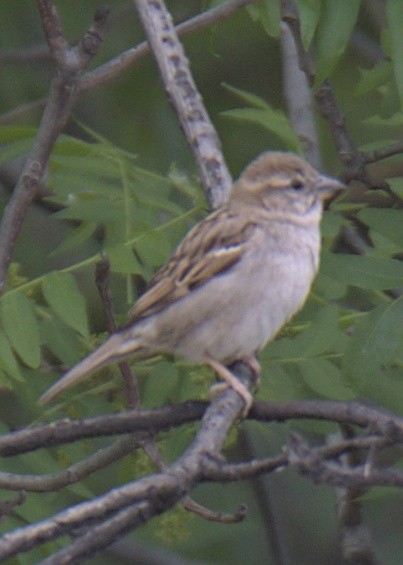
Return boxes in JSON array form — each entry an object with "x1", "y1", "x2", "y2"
[{"x1": 126, "y1": 208, "x2": 257, "y2": 323}]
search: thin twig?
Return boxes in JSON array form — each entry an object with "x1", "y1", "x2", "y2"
[
  {"x1": 95, "y1": 255, "x2": 140, "y2": 407},
  {"x1": 281, "y1": 0, "x2": 403, "y2": 193},
  {"x1": 182, "y1": 497, "x2": 247, "y2": 523},
  {"x1": 0, "y1": 435, "x2": 143, "y2": 492},
  {"x1": 80, "y1": 0, "x2": 255, "y2": 92}
]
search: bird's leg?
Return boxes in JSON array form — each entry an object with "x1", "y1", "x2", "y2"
[
  {"x1": 205, "y1": 355, "x2": 253, "y2": 417},
  {"x1": 238, "y1": 355, "x2": 261, "y2": 388}
]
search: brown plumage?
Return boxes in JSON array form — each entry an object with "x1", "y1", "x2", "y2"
[{"x1": 39, "y1": 152, "x2": 343, "y2": 411}]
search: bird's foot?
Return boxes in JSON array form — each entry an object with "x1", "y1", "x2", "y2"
[
  {"x1": 237, "y1": 355, "x2": 261, "y2": 388},
  {"x1": 206, "y1": 356, "x2": 253, "y2": 418}
]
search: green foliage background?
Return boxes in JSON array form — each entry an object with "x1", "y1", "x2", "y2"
[{"x1": 0, "y1": 1, "x2": 402, "y2": 563}]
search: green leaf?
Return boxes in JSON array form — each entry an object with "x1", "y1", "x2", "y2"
[
  {"x1": 299, "y1": 358, "x2": 355, "y2": 400},
  {"x1": 259, "y1": 362, "x2": 300, "y2": 401},
  {"x1": 296, "y1": 0, "x2": 322, "y2": 50},
  {"x1": 0, "y1": 137, "x2": 35, "y2": 164},
  {"x1": 222, "y1": 85, "x2": 301, "y2": 152},
  {"x1": 135, "y1": 231, "x2": 173, "y2": 268},
  {"x1": 388, "y1": 177, "x2": 403, "y2": 198},
  {"x1": 222, "y1": 83, "x2": 274, "y2": 110},
  {"x1": 0, "y1": 331, "x2": 24, "y2": 381},
  {"x1": 343, "y1": 296, "x2": 403, "y2": 388},
  {"x1": 222, "y1": 107, "x2": 301, "y2": 151},
  {"x1": 49, "y1": 221, "x2": 98, "y2": 257},
  {"x1": 247, "y1": 0, "x2": 281, "y2": 38},
  {"x1": 54, "y1": 195, "x2": 125, "y2": 223},
  {"x1": 142, "y1": 361, "x2": 179, "y2": 407},
  {"x1": 0, "y1": 291, "x2": 40, "y2": 368},
  {"x1": 358, "y1": 208, "x2": 403, "y2": 247},
  {"x1": 364, "y1": 112, "x2": 403, "y2": 128},
  {"x1": 386, "y1": 0, "x2": 403, "y2": 109},
  {"x1": 39, "y1": 315, "x2": 85, "y2": 366},
  {"x1": 320, "y1": 252, "x2": 403, "y2": 290},
  {"x1": 354, "y1": 61, "x2": 393, "y2": 97},
  {"x1": 106, "y1": 244, "x2": 144, "y2": 274},
  {"x1": 42, "y1": 272, "x2": 89, "y2": 337},
  {"x1": 315, "y1": 0, "x2": 361, "y2": 84}
]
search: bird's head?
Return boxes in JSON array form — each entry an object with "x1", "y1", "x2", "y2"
[{"x1": 232, "y1": 152, "x2": 344, "y2": 214}]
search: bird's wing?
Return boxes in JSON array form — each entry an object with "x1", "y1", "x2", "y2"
[{"x1": 126, "y1": 208, "x2": 257, "y2": 323}]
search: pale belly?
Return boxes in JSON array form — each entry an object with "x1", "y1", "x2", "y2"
[{"x1": 149, "y1": 232, "x2": 319, "y2": 363}]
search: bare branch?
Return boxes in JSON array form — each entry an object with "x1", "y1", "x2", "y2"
[
  {"x1": 133, "y1": 0, "x2": 232, "y2": 208},
  {"x1": 0, "y1": 3, "x2": 110, "y2": 294},
  {"x1": 3, "y1": 398, "x2": 403, "y2": 458},
  {"x1": 363, "y1": 140, "x2": 403, "y2": 164},
  {"x1": 287, "y1": 433, "x2": 403, "y2": 488},
  {"x1": 0, "y1": 44, "x2": 50, "y2": 63},
  {"x1": 0, "y1": 365, "x2": 254, "y2": 561},
  {"x1": 182, "y1": 497, "x2": 247, "y2": 523},
  {"x1": 0, "y1": 401, "x2": 207, "y2": 457},
  {"x1": 332, "y1": 428, "x2": 379, "y2": 565},
  {"x1": 280, "y1": 0, "x2": 403, "y2": 194},
  {"x1": 95, "y1": 256, "x2": 140, "y2": 408},
  {"x1": 280, "y1": 20, "x2": 320, "y2": 167},
  {"x1": 0, "y1": 98, "x2": 46, "y2": 125},
  {"x1": 0, "y1": 435, "x2": 143, "y2": 492},
  {"x1": 81, "y1": 0, "x2": 255, "y2": 92}
]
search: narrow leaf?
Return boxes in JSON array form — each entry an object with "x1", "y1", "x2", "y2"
[
  {"x1": 296, "y1": 0, "x2": 322, "y2": 50},
  {"x1": 222, "y1": 83, "x2": 273, "y2": 110},
  {"x1": 0, "y1": 292, "x2": 40, "y2": 368},
  {"x1": 42, "y1": 272, "x2": 89, "y2": 337},
  {"x1": 49, "y1": 221, "x2": 98, "y2": 257},
  {"x1": 106, "y1": 244, "x2": 144, "y2": 274},
  {"x1": 0, "y1": 331, "x2": 24, "y2": 381},
  {"x1": 315, "y1": 0, "x2": 361, "y2": 84},
  {"x1": 247, "y1": 0, "x2": 281, "y2": 38},
  {"x1": 386, "y1": 0, "x2": 403, "y2": 109},
  {"x1": 222, "y1": 107, "x2": 301, "y2": 151}
]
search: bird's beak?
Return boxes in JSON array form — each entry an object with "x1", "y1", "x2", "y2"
[{"x1": 315, "y1": 175, "x2": 345, "y2": 201}]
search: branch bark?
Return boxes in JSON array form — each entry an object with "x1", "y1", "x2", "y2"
[
  {"x1": 0, "y1": 2, "x2": 110, "y2": 294},
  {"x1": 133, "y1": 0, "x2": 232, "y2": 208}
]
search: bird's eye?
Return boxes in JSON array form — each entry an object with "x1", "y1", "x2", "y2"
[{"x1": 291, "y1": 178, "x2": 304, "y2": 190}]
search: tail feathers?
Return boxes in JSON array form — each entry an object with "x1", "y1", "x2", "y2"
[{"x1": 38, "y1": 333, "x2": 143, "y2": 405}]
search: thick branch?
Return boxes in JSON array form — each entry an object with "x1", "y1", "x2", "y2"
[
  {"x1": 133, "y1": 0, "x2": 232, "y2": 208},
  {"x1": 0, "y1": 364, "x2": 254, "y2": 561}
]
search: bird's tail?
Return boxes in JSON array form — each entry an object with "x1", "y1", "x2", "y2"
[{"x1": 38, "y1": 332, "x2": 143, "y2": 405}]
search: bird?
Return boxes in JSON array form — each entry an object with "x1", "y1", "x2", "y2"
[{"x1": 38, "y1": 151, "x2": 344, "y2": 412}]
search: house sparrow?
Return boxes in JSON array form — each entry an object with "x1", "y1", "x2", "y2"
[{"x1": 39, "y1": 152, "x2": 344, "y2": 412}]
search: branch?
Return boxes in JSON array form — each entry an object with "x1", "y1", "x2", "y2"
[
  {"x1": 287, "y1": 433, "x2": 403, "y2": 488},
  {"x1": 133, "y1": 0, "x2": 232, "y2": 208},
  {"x1": 95, "y1": 256, "x2": 140, "y2": 408},
  {"x1": 0, "y1": 364, "x2": 254, "y2": 561},
  {"x1": 0, "y1": 401, "x2": 207, "y2": 456},
  {"x1": 280, "y1": 20, "x2": 320, "y2": 167},
  {"x1": 281, "y1": 0, "x2": 403, "y2": 195},
  {"x1": 0, "y1": 435, "x2": 143, "y2": 492},
  {"x1": 0, "y1": 3, "x2": 110, "y2": 295},
  {"x1": 3, "y1": 398, "x2": 403, "y2": 458},
  {"x1": 80, "y1": 0, "x2": 255, "y2": 92}
]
